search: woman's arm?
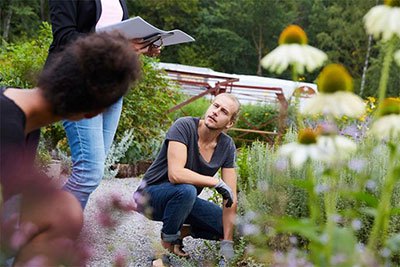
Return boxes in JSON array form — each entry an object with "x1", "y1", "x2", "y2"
[{"x1": 49, "y1": 0, "x2": 87, "y2": 49}]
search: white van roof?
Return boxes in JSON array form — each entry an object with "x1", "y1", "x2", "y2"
[{"x1": 157, "y1": 62, "x2": 317, "y2": 105}]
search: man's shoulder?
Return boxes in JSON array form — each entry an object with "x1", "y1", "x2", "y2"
[
  {"x1": 172, "y1": 116, "x2": 198, "y2": 129},
  {"x1": 218, "y1": 132, "x2": 235, "y2": 147},
  {"x1": 174, "y1": 116, "x2": 197, "y2": 124}
]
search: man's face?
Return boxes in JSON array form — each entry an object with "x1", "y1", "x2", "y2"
[{"x1": 204, "y1": 95, "x2": 238, "y2": 130}]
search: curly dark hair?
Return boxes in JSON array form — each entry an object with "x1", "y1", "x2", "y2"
[{"x1": 38, "y1": 32, "x2": 141, "y2": 116}]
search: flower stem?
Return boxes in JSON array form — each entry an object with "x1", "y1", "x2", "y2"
[
  {"x1": 367, "y1": 142, "x2": 398, "y2": 250},
  {"x1": 292, "y1": 65, "x2": 305, "y2": 129},
  {"x1": 376, "y1": 38, "x2": 395, "y2": 115},
  {"x1": 323, "y1": 171, "x2": 338, "y2": 264},
  {"x1": 306, "y1": 161, "x2": 320, "y2": 224},
  {"x1": 292, "y1": 64, "x2": 299, "y2": 82}
]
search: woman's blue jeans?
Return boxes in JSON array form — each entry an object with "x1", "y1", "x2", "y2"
[
  {"x1": 62, "y1": 98, "x2": 123, "y2": 209},
  {"x1": 141, "y1": 182, "x2": 224, "y2": 243}
]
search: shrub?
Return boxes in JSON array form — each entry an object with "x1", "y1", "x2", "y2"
[
  {"x1": 117, "y1": 57, "x2": 182, "y2": 163},
  {"x1": 0, "y1": 22, "x2": 51, "y2": 88}
]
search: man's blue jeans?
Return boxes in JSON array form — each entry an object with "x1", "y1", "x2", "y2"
[
  {"x1": 140, "y1": 182, "x2": 224, "y2": 243},
  {"x1": 62, "y1": 98, "x2": 123, "y2": 209}
]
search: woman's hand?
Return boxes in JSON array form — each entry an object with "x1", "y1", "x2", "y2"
[{"x1": 131, "y1": 38, "x2": 161, "y2": 57}]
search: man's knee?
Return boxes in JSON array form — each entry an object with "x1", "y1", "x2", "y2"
[{"x1": 175, "y1": 184, "x2": 197, "y2": 203}]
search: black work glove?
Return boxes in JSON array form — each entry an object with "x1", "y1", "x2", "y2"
[{"x1": 214, "y1": 180, "x2": 234, "y2": 207}]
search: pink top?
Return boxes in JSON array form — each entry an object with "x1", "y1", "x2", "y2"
[{"x1": 95, "y1": 0, "x2": 123, "y2": 30}]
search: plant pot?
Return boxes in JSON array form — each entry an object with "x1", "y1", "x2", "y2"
[
  {"x1": 115, "y1": 160, "x2": 153, "y2": 178},
  {"x1": 46, "y1": 159, "x2": 62, "y2": 179}
]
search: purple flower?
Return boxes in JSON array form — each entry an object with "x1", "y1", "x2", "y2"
[
  {"x1": 348, "y1": 159, "x2": 366, "y2": 173},
  {"x1": 341, "y1": 124, "x2": 361, "y2": 140}
]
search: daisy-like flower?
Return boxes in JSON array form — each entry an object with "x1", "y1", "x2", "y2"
[
  {"x1": 317, "y1": 135, "x2": 357, "y2": 161},
  {"x1": 370, "y1": 98, "x2": 400, "y2": 140},
  {"x1": 278, "y1": 128, "x2": 326, "y2": 168},
  {"x1": 261, "y1": 25, "x2": 327, "y2": 74},
  {"x1": 395, "y1": 50, "x2": 400, "y2": 67},
  {"x1": 302, "y1": 64, "x2": 366, "y2": 118},
  {"x1": 315, "y1": 123, "x2": 357, "y2": 163},
  {"x1": 363, "y1": 0, "x2": 400, "y2": 41}
]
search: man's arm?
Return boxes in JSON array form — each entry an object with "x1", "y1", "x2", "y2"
[
  {"x1": 221, "y1": 167, "x2": 237, "y2": 241},
  {"x1": 167, "y1": 141, "x2": 218, "y2": 187}
]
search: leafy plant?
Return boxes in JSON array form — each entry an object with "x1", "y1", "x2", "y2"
[
  {"x1": 0, "y1": 22, "x2": 51, "y2": 88},
  {"x1": 104, "y1": 129, "x2": 135, "y2": 179},
  {"x1": 117, "y1": 56, "x2": 182, "y2": 163}
]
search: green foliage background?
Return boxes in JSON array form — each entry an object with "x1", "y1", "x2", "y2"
[
  {"x1": 2, "y1": 0, "x2": 399, "y2": 97},
  {"x1": 0, "y1": 23, "x2": 181, "y2": 163},
  {"x1": 1, "y1": 0, "x2": 399, "y2": 160}
]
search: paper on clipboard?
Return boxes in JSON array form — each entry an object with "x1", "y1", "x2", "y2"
[{"x1": 96, "y1": 16, "x2": 195, "y2": 46}]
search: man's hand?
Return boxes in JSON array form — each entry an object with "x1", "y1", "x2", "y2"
[
  {"x1": 131, "y1": 39, "x2": 161, "y2": 57},
  {"x1": 220, "y1": 240, "x2": 234, "y2": 261},
  {"x1": 214, "y1": 180, "x2": 234, "y2": 207}
]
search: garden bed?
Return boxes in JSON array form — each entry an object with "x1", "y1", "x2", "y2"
[{"x1": 114, "y1": 160, "x2": 153, "y2": 178}]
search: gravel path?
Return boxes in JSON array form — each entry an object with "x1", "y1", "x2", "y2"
[{"x1": 82, "y1": 178, "x2": 220, "y2": 267}]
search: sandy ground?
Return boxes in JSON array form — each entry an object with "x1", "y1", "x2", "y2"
[{"x1": 82, "y1": 177, "x2": 219, "y2": 267}]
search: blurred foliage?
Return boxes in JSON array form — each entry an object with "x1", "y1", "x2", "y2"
[
  {"x1": 236, "y1": 132, "x2": 400, "y2": 265},
  {"x1": 116, "y1": 56, "x2": 181, "y2": 163},
  {"x1": 230, "y1": 104, "x2": 280, "y2": 146},
  {"x1": 0, "y1": 24, "x2": 182, "y2": 164},
  {"x1": 0, "y1": 22, "x2": 51, "y2": 88},
  {"x1": 364, "y1": 40, "x2": 400, "y2": 98},
  {"x1": 0, "y1": 0, "x2": 47, "y2": 42},
  {"x1": 3, "y1": 0, "x2": 399, "y2": 97},
  {"x1": 168, "y1": 96, "x2": 211, "y2": 119}
]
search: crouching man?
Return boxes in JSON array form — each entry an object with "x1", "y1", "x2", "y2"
[{"x1": 134, "y1": 93, "x2": 240, "y2": 265}]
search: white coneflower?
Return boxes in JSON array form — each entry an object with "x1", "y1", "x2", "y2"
[
  {"x1": 278, "y1": 128, "x2": 326, "y2": 168},
  {"x1": 394, "y1": 50, "x2": 400, "y2": 67},
  {"x1": 363, "y1": 0, "x2": 400, "y2": 41},
  {"x1": 261, "y1": 25, "x2": 327, "y2": 75},
  {"x1": 302, "y1": 64, "x2": 366, "y2": 118},
  {"x1": 317, "y1": 135, "x2": 357, "y2": 162},
  {"x1": 370, "y1": 98, "x2": 400, "y2": 140},
  {"x1": 314, "y1": 123, "x2": 357, "y2": 164}
]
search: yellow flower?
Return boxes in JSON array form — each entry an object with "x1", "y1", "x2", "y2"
[
  {"x1": 363, "y1": 1, "x2": 400, "y2": 41},
  {"x1": 261, "y1": 25, "x2": 327, "y2": 74},
  {"x1": 278, "y1": 128, "x2": 324, "y2": 168},
  {"x1": 359, "y1": 115, "x2": 366, "y2": 122},
  {"x1": 302, "y1": 64, "x2": 366, "y2": 118},
  {"x1": 381, "y1": 97, "x2": 400, "y2": 114},
  {"x1": 316, "y1": 64, "x2": 353, "y2": 93}
]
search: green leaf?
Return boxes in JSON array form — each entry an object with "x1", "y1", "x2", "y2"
[
  {"x1": 276, "y1": 217, "x2": 321, "y2": 243},
  {"x1": 359, "y1": 207, "x2": 377, "y2": 217},
  {"x1": 386, "y1": 234, "x2": 400, "y2": 253},
  {"x1": 350, "y1": 192, "x2": 378, "y2": 207},
  {"x1": 291, "y1": 179, "x2": 314, "y2": 191}
]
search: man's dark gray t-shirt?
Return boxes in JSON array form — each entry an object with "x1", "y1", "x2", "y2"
[{"x1": 140, "y1": 117, "x2": 236, "y2": 194}]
